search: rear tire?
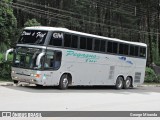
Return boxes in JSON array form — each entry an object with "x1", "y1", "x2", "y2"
[
  {"x1": 123, "y1": 77, "x2": 132, "y2": 89},
  {"x1": 115, "y1": 76, "x2": 124, "y2": 89},
  {"x1": 59, "y1": 74, "x2": 69, "y2": 90}
]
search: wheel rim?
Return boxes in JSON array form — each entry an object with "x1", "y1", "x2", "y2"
[
  {"x1": 126, "y1": 79, "x2": 131, "y2": 88},
  {"x1": 62, "y1": 78, "x2": 68, "y2": 88},
  {"x1": 117, "y1": 77, "x2": 123, "y2": 88}
]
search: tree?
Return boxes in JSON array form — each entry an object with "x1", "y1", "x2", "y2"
[
  {"x1": 0, "y1": 0, "x2": 17, "y2": 52},
  {"x1": 10, "y1": 0, "x2": 160, "y2": 65},
  {"x1": 24, "y1": 19, "x2": 41, "y2": 27}
]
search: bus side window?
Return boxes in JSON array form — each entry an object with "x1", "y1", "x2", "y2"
[
  {"x1": 50, "y1": 32, "x2": 63, "y2": 46},
  {"x1": 71, "y1": 35, "x2": 78, "y2": 48},
  {"x1": 112, "y1": 42, "x2": 118, "y2": 54},
  {"x1": 100, "y1": 40, "x2": 106, "y2": 52},
  {"x1": 140, "y1": 47, "x2": 146, "y2": 57},
  {"x1": 119, "y1": 43, "x2": 124, "y2": 55},
  {"x1": 86, "y1": 38, "x2": 93, "y2": 50},
  {"x1": 107, "y1": 41, "x2": 113, "y2": 53},
  {"x1": 80, "y1": 37, "x2": 87, "y2": 49},
  {"x1": 130, "y1": 45, "x2": 135, "y2": 56},
  {"x1": 135, "y1": 46, "x2": 139, "y2": 57},
  {"x1": 44, "y1": 51, "x2": 54, "y2": 69},
  {"x1": 64, "y1": 34, "x2": 71, "y2": 47},
  {"x1": 124, "y1": 44, "x2": 129, "y2": 55},
  {"x1": 94, "y1": 39, "x2": 100, "y2": 51},
  {"x1": 53, "y1": 52, "x2": 62, "y2": 70}
]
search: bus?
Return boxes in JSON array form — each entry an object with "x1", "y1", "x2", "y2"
[{"x1": 5, "y1": 26, "x2": 147, "y2": 89}]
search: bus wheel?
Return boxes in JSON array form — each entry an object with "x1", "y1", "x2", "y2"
[
  {"x1": 59, "y1": 74, "x2": 69, "y2": 90},
  {"x1": 36, "y1": 84, "x2": 43, "y2": 87},
  {"x1": 13, "y1": 80, "x2": 18, "y2": 84},
  {"x1": 115, "y1": 76, "x2": 124, "y2": 89},
  {"x1": 123, "y1": 77, "x2": 132, "y2": 89}
]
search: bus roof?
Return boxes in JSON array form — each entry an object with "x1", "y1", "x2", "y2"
[{"x1": 24, "y1": 26, "x2": 147, "y2": 47}]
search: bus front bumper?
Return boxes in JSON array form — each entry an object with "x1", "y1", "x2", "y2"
[{"x1": 12, "y1": 76, "x2": 38, "y2": 84}]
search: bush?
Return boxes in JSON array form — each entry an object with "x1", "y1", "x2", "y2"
[
  {"x1": 145, "y1": 67, "x2": 157, "y2": 83},
  {"x1": 0, "y1": 52, "x2": 12, "y2": 80},
  {"x1": 157, "y1": 75, "x2": 160, "y2": 83},
  {"x1": 0, "y1": 61, "x2": 12, "y2": 79},
  {"x1": 0, "y1": 53, "x2": 3, "y2": 63}
]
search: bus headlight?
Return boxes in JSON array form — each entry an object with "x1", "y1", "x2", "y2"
[
  {"x1": 30, "y1": 73, "x2": 34, "y2": 77},
  {"x1": 12, "y1": 70, "x2": 15, "y2": 73}
]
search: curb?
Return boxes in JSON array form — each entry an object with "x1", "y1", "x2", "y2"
[
  {"x1": 0, "y1": 82, "x2": 34, "y2": 86},
  {"x1": 0, "y1": 82, "x2": 14, "y2": 86},
  {"x1": 138, "y1": 84, "x2": 160, "y2": 87}
]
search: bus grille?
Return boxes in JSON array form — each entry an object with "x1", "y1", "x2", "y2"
[{"x1": 134, "y1": 72, "x2": 141, "y2": 83}]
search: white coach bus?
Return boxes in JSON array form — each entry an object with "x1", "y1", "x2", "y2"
[{"x1": 6, "y1": 26, "x2": 147, "y2": 89}]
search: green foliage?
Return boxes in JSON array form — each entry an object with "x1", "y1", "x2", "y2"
[
  {"x1": 0, "y1": 0, "x2": 17, "y2": 52},
  {"x1": 145, "y1": 67, "x2": 157, "y2": 83},
  {"x1": 0, "y1": 52, "x2": 13, "y2": 62},
  {"x1": 0, "y1": 52, "x2": 12, "y2": 79},
  {"x1": 0, "y1": 43, "x2": 8, "y2": 53},
  {"x1": 157, "y1": 75, "x2": 160, "y2": 83},
  {"x1": 24, "y1": 19, "x2": 41, "y2": 27},
  {"x1": 0, "y1": 53, "x2": 3, "y2": 63},
  {"x1": 0, "y1": 61, "x2": 12, "y2": 79}
]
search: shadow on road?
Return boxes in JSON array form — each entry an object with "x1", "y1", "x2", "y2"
[{"x1": 2, "y1": 85, "x2": 160, "y2": 94}]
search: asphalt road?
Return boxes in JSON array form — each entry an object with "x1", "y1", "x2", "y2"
[{"x1": 0, "y1": 85, "x2": 160, "y2": 120}]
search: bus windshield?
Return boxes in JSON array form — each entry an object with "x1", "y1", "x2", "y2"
[
  {"x1": 18, "y1": 30, "x2": 48, "y2": 45},
  {"x1": 13, "y1": 47, "x2": 43, "y2": 69}
]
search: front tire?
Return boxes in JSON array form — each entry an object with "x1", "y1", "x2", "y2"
[
  {"x1": 36, "y1": 84, "x2": 43, "y2": 87},
  {"x1": 13, "y1": 80, "x2": 18, "y2": 84},
  {"x1": 115, "y1": 76, "x2": 124, "y2": 89},
  {"x1": 59, "y1": 74, "x2": 69, "y2": 90}
]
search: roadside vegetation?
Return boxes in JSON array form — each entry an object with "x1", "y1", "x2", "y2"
[{"x1": 145, "y1": 67, "x2": 160, "y2": 83}]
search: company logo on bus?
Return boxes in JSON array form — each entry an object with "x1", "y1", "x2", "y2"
[
  {"x1": 66, "y1": 50, "x2": 100, "y2": 63},
  {"x1": 53, "y1": 33, "x2": 63, "y2": 39},
  {"x1": 119, "y1": 56, "x2": 133, "y2": 65}
]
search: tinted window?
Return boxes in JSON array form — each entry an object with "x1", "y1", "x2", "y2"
[
  {"x1": 124, "y1": 44, "x2": 129, "y2": 55},
  {"x1": 113, "y1": 42, "x2": 118, "y2": 53},
  {"x1": 18, "y1": 30, "x2": 48, "y2": 45},
  {"x1": 107, "y1": 41, "x2": 118, "y2": 53},
  {"x1": 64, "y1": 34, "x2": 71, "y2": 47},
  {"x1": 135, "y1": 46, "x2": 139, "y2": 56},
  {"x1": 50, "y1": 32, "x2": 63, "y2": 46},
  {"x1": 119, "y1": 43, "x2": 124, "y2": 54},
  {"x1": 71, "y1": 35, "x2": 78, "y2": 48},
  {"x1": 44, "y1": 51, "x2": 62, "y2": 70},
  {"x1": 94, "y1": 39, "x2": 100, "y2": 51},
  {"x1": 140, "y1": 47, "x2": 146, "y2": 57},
  {"x1": 118, "y1": 43, "x2": 129, "y2": 55},
  {"x1": 107, "y1": 41, "x2": 113, "y2": 53},
  {"x1": 80, "y1": 37, "x2": 87, "y2": 49},
  {"x1": 130, "y1": 45, "x2": 135, "y2": 56},
  {"x1": 100, "y1": 40, "x2": 106, "y2": 52},
  {"x1": 86, "y1": 38, "x2": 93, "y2": 50}
]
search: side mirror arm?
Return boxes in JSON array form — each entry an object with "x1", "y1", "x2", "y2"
[
  {"x1": 36, "y1": 52, "x2": 45, "y2": 66},
  {"x1": 5, "y1": 48, "x2": 14, "y2": 61}
]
